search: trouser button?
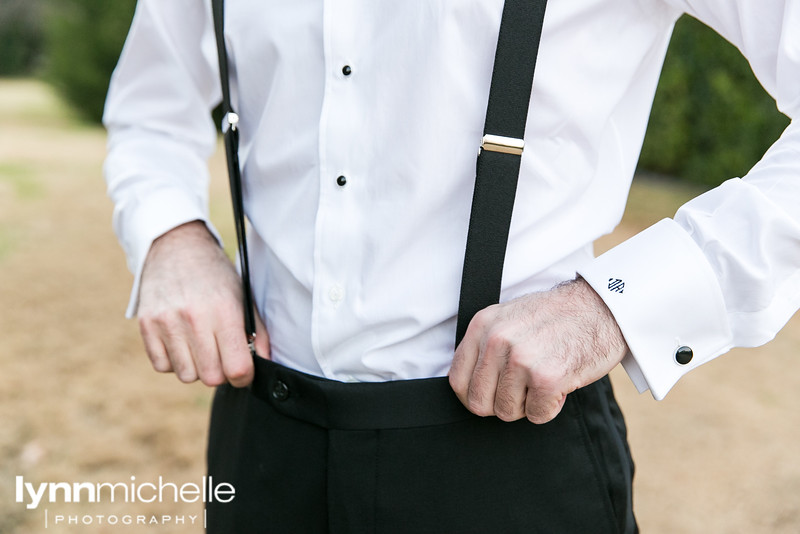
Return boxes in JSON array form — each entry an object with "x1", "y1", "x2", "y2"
[{"x1": 272, "y1": 380, "x2": 290, "y2": 401}]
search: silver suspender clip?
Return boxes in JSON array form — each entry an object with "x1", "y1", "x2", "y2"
[
  {"x1": 480, "y1": 134, "x2": 524, "y2": 156},
  {"x1": 222, "y1": 111, "x2": 239, "y2": 133}
]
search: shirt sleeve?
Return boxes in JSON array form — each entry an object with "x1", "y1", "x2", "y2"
[
  {"x1": 103, "y1": 0, "x2": 222, "y2": 317},
  {"x1": 579, "y1": 0, "x2": 800, "y2": 399}
]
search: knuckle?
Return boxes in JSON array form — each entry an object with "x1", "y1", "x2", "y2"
[
  {"x1": 195, "y1": 357, "x2": 226, "y2": 387},
  {"x1": 142, "y1": 341, "x2": 172, "y2": 373},
  {"x1": 469, "y1": 405, "x2": 494, "y2": 418},
  {"x1": 496, "y1": 409, "x2": 518, "y2": 423},
  {"x1": 172, "y1": 360, "x2": 198, "y2": 383},
  {"x1": 176, "y1": 305, "x2": 203, "y2": 330},
  {"x1": 483, "y1": 329, "x2": 512, "y2": 357},
  {"x1": 150, "y1": 357, "x2": 172, "y2": 373},
  {"x1": 526, "y1": 412, "x2": 549, "y2": 425},
  {"x1": 494, "y1": 395, "x2": 521, "y2": 422},
  {"x1": 225, "y1": 359, "x2": 253, "y2": 384},
  {"x1": 470, "y1": 309, "x2": 490, "y2": 330},
  {"x1": 137, "y1": 314, "x2": 155, "y2": 333},
  {"x1": 467, "y1": 395, "x2": 493, "y2": 418},
  {"x1": 494, "y1": 401, "x2": 513, "y2": 421},
  {"x1": 525, "y1": 392, "x2": 564, "y2": 425},
  {"x1": 506, "y1": 347, "x2": 530, "y2": 370},
  {"x1": 469, "y1": 306, "x2": 498, "y2": 332},
  {"x1": 448, "y1": 373, "x2": 466, "y2": 395},
  {"x1": 144, "y1": 307, "x2": 178, "y2": 326},
  {"x1": 199, "y1": 372, "x2": 226, "y2": 387},
  {"x1": 140, "y1": 309, "x2": 192, "y2": 342},
  {"x1": 527, "y1": 403, "x2": 559, "y2": 425},
  {"x1": 175, "y1": 370, "x2": 198, "y2": 384},
  {"x1": 529, "y1": 366, "x2": 562, "y2": 392}
]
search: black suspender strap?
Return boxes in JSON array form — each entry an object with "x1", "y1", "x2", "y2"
[
  {"x1": 211, "y1": 0, "x2": 550, "y2": 353},
  {"x1": 212, "y1": 0, "x2": 257, "y2": 352},
  {"x1": 455, "y1": 0, "x2": 549, "y2": 346}
]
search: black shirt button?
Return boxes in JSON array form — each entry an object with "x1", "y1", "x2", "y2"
[
  {"x1": 272, "y1": 380, "x2": 289, "y2": 401},
  {"x1": 342, "y1": 65, "x2": 352, "y2": 76},
  {"x1": 675, "y1": 346, "x2": 694, "y2": 365},
  {"x1": 336, "y1": 175, "x2": 347, "y2": 186}
]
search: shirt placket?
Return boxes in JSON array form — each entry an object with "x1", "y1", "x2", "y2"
[{"x1": 312, "y1": 0, "x2": 362, "y2": 378}]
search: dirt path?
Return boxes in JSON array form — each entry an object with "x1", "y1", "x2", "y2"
[{"x1": 1, "y1": 80, "x2": 798, "y2": 533}]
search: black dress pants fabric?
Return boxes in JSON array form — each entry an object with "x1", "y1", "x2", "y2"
[{"x1": 207, "y1": 357, "x2": 637, "y2": 533}]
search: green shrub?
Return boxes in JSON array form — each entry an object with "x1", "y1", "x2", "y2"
[
  {"x1": 42, "y1": 0, "x2": 136, "y2": 123},
  {"x1": 0, "y1": 0, "x2": 44, "y2": 76},
  {"x1": 638, "y1": 16, "x2": 790, "y2": 186}
]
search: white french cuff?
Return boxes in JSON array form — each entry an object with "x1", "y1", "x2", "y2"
[{"x1": 578, "y1": 218, "x2": 733, "y2": 400}]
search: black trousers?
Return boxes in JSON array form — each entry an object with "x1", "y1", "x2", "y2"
[{"x1": 207, "y1": 357, "x2": 637, "y2": 533}]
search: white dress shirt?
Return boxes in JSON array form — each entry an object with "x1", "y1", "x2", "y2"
[{"x1": 104, "y1": 0, "x2": 800, "y2": 400}]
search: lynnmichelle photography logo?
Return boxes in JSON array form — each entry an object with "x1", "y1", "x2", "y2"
[{"x1": 15, "y1": 475, "x2": 235, "y2": 529}]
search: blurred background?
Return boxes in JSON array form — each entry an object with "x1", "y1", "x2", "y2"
[{"x1": 1, "y1": 1, "x2": 797, "y2": 532}]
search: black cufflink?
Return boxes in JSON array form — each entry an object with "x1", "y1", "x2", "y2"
[{"x1": 675, "y1": 346, "x2": 693, "y2": 365}]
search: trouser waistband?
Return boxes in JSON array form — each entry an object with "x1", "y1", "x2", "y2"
[{"x1": 250, "y1": 356, "x2": 474, "y2": 430}]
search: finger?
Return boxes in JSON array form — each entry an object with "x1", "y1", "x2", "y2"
[
  {"x1": 147, "y1": 309, "x2": 200, "y2": 383},
  {"x1": 138, "y1": 317, "x2": 173, "y2": 373},
  {"x1": 448, "y1": 333, "x2": 481, "y2": 408},
  {"x1": 216, "y1": 319, "x2": 255, "y2": 388},
  {"x1": 187, "y1": 328, "x2": 227, "y2": 387},
  {"x1": 493, "y1": 361, "x2": 528, "y2": 422},
  {"x1": 161, "y1": 330, "x2": 199, "y2": 383},
  {"x1": 253, "y1": 309, "x2": 271, "y2": 360},
  {"x1": 465, "y1": 331, "x2": 511, "y2": 417},
  {"x1": 525, "y1": 380, "x2": 568, "y2": 424}
]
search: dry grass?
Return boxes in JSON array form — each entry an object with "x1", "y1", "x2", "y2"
[{"x1": 1, "y1": 79, "x2": 799, "y2": 533}]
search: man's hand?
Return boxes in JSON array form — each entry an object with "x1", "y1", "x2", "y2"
[
  {"x1": 137, "y1": 221, "x2": 270, "y2": 387},
  {"x1": 449, "y1": 278, "x2": 627, "y2": 424}
]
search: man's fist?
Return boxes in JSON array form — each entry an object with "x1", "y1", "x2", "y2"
[
  {"x1": 137, "y1": 221, "x2": 270, "y2": 387},
  {"x1": 449, "y1": 278, "x2": 627, "y2": 423}
]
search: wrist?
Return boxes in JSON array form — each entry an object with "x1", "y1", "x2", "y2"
[
  {"x1": 152, "y1": 220, "x2": 217, "y2": 247},
  {"x1": 569, "y1": 276, "x2": 629, "y2": 363}
]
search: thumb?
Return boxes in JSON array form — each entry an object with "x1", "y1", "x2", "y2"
[{"x1": 253, "y1": 309, "x2": 271, "y2": 360}]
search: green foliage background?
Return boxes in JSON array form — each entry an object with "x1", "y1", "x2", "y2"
[
  {"x1": 42, "y1": 0, "x2": 137, "y2": 123},
  {"x1": 0, "y1": 6, "x2": 791, "y2": 186},
  {"x1": 638, "y1": 16, "x2": 790, "y2": 187},
  {"x1": 0, "y1": 0, "x2": 45, "y2": 76}
]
